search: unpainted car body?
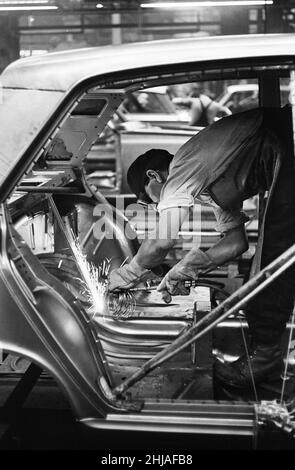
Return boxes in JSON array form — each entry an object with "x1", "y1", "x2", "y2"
[
  {"x1": 1, "y1": 34, "x2": 295, "y2": 438},
  {"x1": 116, "y1": 86, "x2": 191, "y2": 128},
  {"x1": 217, "y1": 82, "x2": 290, "y2": 113}
]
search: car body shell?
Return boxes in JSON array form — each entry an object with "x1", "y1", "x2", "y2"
[
  {"x1": 218, "y1": 83, "x2": 290, "y2": 113},
  {"x1": 0, "y1": 34, "x2": 295, "y2": 437},
  {"x1": 116, "y1": 86, "x2": 190, "y2": 128}
]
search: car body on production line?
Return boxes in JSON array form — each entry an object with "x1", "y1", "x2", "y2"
[
  {"x1": 1, "y1": 34, "x2": 295, "y2": 443},
  {"x1": 217, "y1": 82, "x2": 290, "y2": 113},
  {"x1": 115, "y1": 85, "x2": 191, "y2": 128}
]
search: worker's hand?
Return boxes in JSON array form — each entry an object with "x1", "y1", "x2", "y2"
[
  {"x1": 108, "y1": 259, "x2": 153, "y2": 292},
  {"x1": 157, "y1": 261, "x2": 199, "y2": 304}
]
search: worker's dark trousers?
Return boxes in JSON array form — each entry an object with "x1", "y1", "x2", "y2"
[{"x1": 245, "y1": 129, "x2": 295, "y2": 346}]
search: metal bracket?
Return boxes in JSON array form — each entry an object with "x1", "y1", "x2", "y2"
[{"x1": 255, "y1": 400, "x2": 295, "y2": 437}]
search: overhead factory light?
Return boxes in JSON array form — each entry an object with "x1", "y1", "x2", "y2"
[
  {"x1": 0, "y1": 0, "x2": 50, "y2": 3},
  {"x1": 141, "y1": 1, "x2": 274, "y2": 8},
  {"x1": 0, "y1": 0, "x2": 59, "y2": 8},
  {"x1": 0, "y1": 4, "x2": 58, "y2": 9}
]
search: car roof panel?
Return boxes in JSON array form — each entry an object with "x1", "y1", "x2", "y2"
[{"x1": 2, "y1": 34, "x2": 295, "y2": 92}]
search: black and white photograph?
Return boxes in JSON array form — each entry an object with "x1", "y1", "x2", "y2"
[{"x1": 1, "y1": 0, "x2": 295, "y2": 458}]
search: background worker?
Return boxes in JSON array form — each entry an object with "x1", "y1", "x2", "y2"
[
  {"x1": 173, "y1": 83, "x2": 232, "y2": 126},
  {"x1": 109, "y1": 106, "x2": 295, "y2": 390}
]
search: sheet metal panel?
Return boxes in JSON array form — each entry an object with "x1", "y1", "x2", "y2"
[{"x1": 2, "y1": 34, "x2": 295, "y2": 92}]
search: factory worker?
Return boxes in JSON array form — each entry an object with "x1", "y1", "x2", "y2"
[{"x1": 109, "y1": 106, "x2": 295, "y2": 390}]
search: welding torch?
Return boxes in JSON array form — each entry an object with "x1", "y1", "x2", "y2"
[
  {"x1": 122, "y1": 280, "x2": 200, "y2": 293},
  {"x1": 113, "y1": 267, "x2": 222, "y2": 294}
]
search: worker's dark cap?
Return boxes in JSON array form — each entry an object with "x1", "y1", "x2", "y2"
[{"x1": 127, "y1": 149, "x2": 174, "y2": 205}]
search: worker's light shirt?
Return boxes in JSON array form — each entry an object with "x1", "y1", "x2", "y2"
[{"x1": 157, "y1": 108, "x2": 263, "y2": 233}]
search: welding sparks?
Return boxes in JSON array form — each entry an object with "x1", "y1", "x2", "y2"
[
  {"x1": 68, "y1": 230, "x2": 110, "y2": 319},
  {"x1": 47, "y1": 195, "x2": 134, "y2": 320},
  {"x1": 67, "y1": 231, "x2": 136, "y2": 320}
]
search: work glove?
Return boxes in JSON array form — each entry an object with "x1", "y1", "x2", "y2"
[
  {"x1": 157, "y1": 249, "x2": 214, "y2": 304},
  {"x1": 108, "y1": 259, "x2": 153, "y2": 292},
  {"x1": 157, "y1": 261, "x2": 199, "y2": 304}
]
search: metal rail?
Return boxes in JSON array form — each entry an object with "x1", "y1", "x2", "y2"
[
  {"x1": 81, "y1": 400, "x2": 255, "y2": 437},
  {"x1": 15, "y1": 187, "x2": 80, "y2": 194},
  {"x1": 114, "y1": 243, "x2": 295, "y2": 396}
]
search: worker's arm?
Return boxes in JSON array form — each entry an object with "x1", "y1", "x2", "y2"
[
  {"x1": 189, "y1": 100, "x2": 202, "y2": 126},
  {"x1": 108, "y1": 206, "x2": 190, "y2": 291},
  {"x1": 133, "y1": 206, "x2": 190, "y2": 268},
  {"x1": 158, "y1": 224, "x2": 248, "y2": 303},
  {"x1": 207, "y1": 102, "x2": 232, "y2": 124},
  {"x1": 206, "y1": 223, "x2": 249, "y2": 266}
]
